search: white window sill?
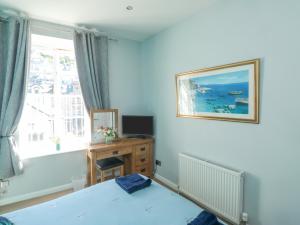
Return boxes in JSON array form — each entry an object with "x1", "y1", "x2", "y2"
[{"x1": 19, "y1": 142, "x2": 89, "y2": 160}]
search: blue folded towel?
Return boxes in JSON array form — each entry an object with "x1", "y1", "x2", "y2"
[
  {"x1": 115, "y1": 173, "x2": 152, "y2": 194},
  {"x1": 0, "y1": 216, "x2": 14, "y2": 225},
  {"x1": 188, "y1": 210, "x2": 223, "y2": 225}
]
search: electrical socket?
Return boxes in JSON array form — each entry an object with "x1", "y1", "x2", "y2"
[
  {"x1": 0, "y1": 179, "x2": 9, "y2": 194},
  {"x1": 155, "y1": 160, "x2": 161, "y2": 166}
]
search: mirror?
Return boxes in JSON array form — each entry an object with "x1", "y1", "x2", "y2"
[{"x1": 90, "y1": 109, "x2": 118, "y2": 145}]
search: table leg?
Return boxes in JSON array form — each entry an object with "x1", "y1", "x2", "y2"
[
  {"x1": 86, "y1": 153, "x2": 91, "y2": 186},
  {"x1": 123, "y1": 154, "x2": 133, "y2": 175},
  {"x1": 90, "y1": 152, "x2": 97, "y2": 185}
]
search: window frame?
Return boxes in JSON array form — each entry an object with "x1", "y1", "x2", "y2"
[{"x1": 17, "y1": 22, "x2": 89, "y2": 159}]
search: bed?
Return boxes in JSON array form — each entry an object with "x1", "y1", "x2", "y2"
[{"x1": 2, "y1": 178, "x2": 227, "y2": 225}]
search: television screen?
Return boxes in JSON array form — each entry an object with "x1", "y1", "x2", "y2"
[{"x1": 122, "y1": 116, "x2": 154, "y2": 136}]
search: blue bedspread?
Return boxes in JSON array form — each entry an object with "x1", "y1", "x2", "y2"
[
  {"x1": 1, "y1": 176, "x2": 227, "y2": 225},
  {"x1": 115, "y1": 173, "x2": 151, "y2": 193}
]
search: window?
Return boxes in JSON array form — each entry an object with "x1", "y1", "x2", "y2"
[{"x1": 18, "y1": 33, "x2": 89, "y2": 158}]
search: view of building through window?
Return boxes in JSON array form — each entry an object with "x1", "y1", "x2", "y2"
[{"x1": 18, "y1": 34, "x2": 89, "y2": 157}]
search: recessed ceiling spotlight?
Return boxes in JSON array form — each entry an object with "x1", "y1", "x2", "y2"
[{"x1": 126, "y1": 5, "x2": 133, "y2": 11}]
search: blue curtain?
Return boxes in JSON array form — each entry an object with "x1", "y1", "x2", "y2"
[
  {"x1": 73, "y1": 31, "x2": 110, "y2": 111},
  {"x1": 0, "y1": 16, "x2": 29, "y2": 179}
]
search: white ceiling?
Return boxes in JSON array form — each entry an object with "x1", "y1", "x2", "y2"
[{"x1": 0, "y1": 0, "x2": 214, "y2": 41}]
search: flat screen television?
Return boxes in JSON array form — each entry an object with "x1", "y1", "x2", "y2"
[{"x1": 122, "y1": 115, "x2": 154, "y2": 138}]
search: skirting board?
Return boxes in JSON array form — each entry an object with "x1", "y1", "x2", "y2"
[
  {"x1": 154, "y1": 173, "x2": 179, "y2": 191},
  {"x1": 0, "y1": 183, "x2": 73, "y2": 206}
]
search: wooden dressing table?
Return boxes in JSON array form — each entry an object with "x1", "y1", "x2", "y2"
[{"x1": 87, "y1": 138, "x2": 154, "y2": 185}]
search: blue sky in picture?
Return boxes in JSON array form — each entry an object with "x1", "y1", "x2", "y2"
[{"x1": 192, "y1": 70, "x2": 249, "y2": 85}]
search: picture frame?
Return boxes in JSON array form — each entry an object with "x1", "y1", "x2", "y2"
[
  {"x1": 176, "y1": 59, "x2": 260, "y2": 123},
  {"x1": 90, "y1": 109, "x2": 118, "y2": 145}
]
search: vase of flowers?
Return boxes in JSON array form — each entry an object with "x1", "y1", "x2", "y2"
[{"x1": 97, "y1": 126, "x2": 118, "y2": 144}]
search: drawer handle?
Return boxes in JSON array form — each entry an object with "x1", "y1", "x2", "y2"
[
  {"x1": 140, "y1": 158, "x2": 146, "y2": 162},
  {"x1": 141, "y1": 168, "x2": 146, "y2": 172},
  {"x1": 112, "y1": 150, "x2": 119, "y2": 155},
  {"x1": 140, "y1": 147, "x2": 146, "y2": 151}
]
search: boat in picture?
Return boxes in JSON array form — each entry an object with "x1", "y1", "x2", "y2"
[
  {"x1": 214, "y1": 108, "x2": 225, "y2": 113},
  {"x1": 228, "y1": 104, "x2": 236, "y2": 110},
  {"x1": 235, "y1": 98, "x2": 248, "y2": 105},
  {"x1": 197, "y1": 87, "x2": 211, "y2": 94},
  {"x1": 228, "y1": 91, "x2": 243, "y2": 95}
]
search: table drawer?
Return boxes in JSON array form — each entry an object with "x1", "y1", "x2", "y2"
[
  {"x1": 135, "y1": 154, "x2": 149, "y2": 166},
  {"x1": 97, "y1": 147, "x2": 132, "y2": 159},
  {"x1": 135, "y1": 144, "x2": 149, "y2": 156},
  {"x1": 135, "y1": 165, "x2": 149, "y2": 176}
]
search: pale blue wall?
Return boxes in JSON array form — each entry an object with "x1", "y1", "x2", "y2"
[
  {"x1": 2, "y1": 150, "x2": 87, "y2": 200},
  {"x1": 109, "y1": 39, "x2": 143, "y2": 115},
  {"x1": 141, "y1": 1, "x2": 300, "y2": 225}
]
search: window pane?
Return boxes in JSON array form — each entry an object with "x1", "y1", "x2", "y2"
[{"x1": 18, "y1": 34, "x2": 89, "y2": 158}]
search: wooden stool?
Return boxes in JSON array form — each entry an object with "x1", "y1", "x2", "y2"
[{"x1": 96, "y1": 157, "x2": 125, "y2": 182}]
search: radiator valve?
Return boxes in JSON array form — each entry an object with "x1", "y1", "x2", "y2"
[
  {"x1": 241, "y1": 212, "x2": 248, "y2": 222},
  {"x1": 0, "y1": 179, "x2": 9, "y2": 194}
]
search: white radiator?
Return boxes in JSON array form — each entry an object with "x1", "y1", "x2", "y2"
[{"x1": 179, "y1": 153, "x2": 244, "y2": 224}]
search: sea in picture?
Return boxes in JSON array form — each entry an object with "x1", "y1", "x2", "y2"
[{"x1": 190, "y1": 70, "x2": 249, "y2": 114}]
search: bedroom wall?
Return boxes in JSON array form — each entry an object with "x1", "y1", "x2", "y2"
[
  {"x1": 0, "y1": 38, "x2": 143, "y2": 203},
  {"x1": 141, "y1": 0, "x2": 300, "y2": 225}
]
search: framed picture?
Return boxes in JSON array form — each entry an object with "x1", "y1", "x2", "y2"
[
  {"x1": 176, "y1": 59, "x2": 260, "y2": 123},
  {"x1": 90, "y1": 109, "x2": 118, "y2": 145}
]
